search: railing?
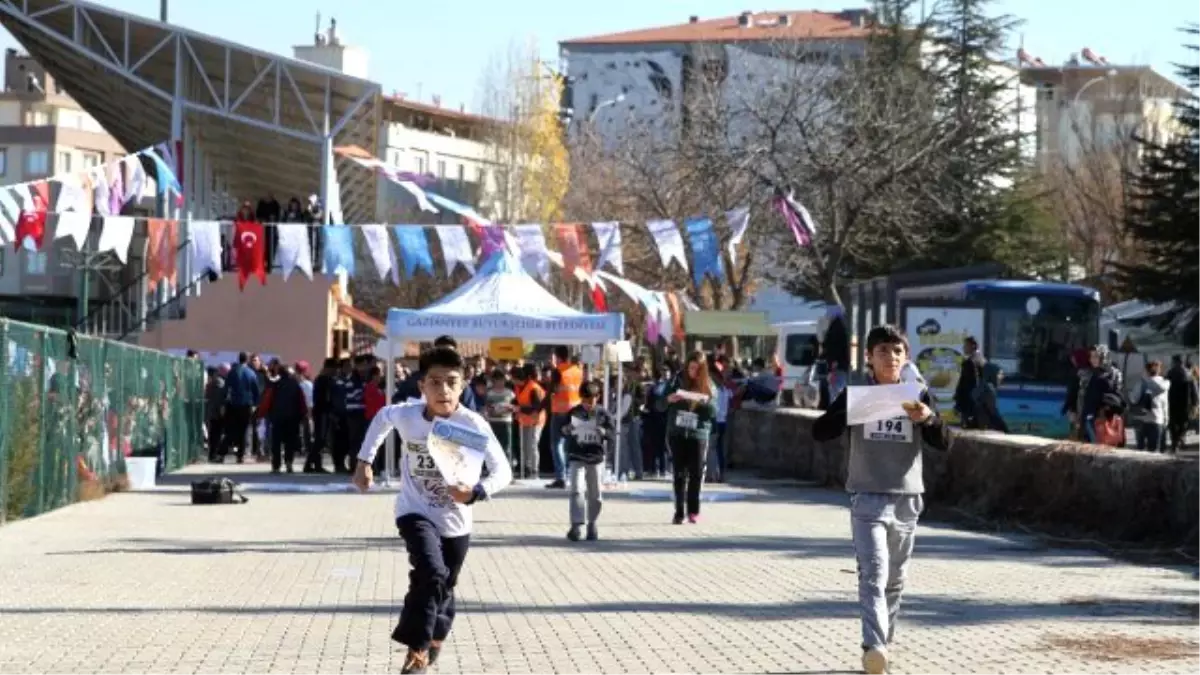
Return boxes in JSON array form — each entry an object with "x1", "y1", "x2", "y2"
[
  {"x1": 75, "y1": 240, "x2": 192, "y2": 340},
  {"x1": 0, "y1": 318, "x2": 205, "y2": 524}
]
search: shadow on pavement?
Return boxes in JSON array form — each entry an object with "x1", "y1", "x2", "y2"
[{"x1": 0, "y1": 595, "x2": 1193, "y2": 627}]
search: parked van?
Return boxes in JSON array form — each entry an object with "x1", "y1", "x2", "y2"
[{"x1": 774, "y1": 320, "x2": 819, "y2": 407}]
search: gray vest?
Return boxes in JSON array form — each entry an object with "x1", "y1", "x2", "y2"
[{"x1": 845, "y1": 415, "x2": 925, "y2": 495}]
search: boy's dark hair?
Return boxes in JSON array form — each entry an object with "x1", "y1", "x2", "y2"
[
  {"x1": 489, "y1": 368, "x2": 506, "y2": 381},
  {"x1": 419, "y1": 346, "x2": 464, "y2": 373},
  {"x1": 580, "y1": 381, "x2": 599, "y2": 399},
  {"x1": 471, "y1": 375, "x2": 488, "y2": 389},
  {"x1": 865, "y1": 324, "x2": 909, "y2": 354},
  {"x1": 238, "y1": 351, "x2": 249, "y2": 364},
  {"x1": 521, "y1": 363, "x2": 539, "y2": 380},
  {"x1": 433, "y1": 335, "x2": 458, "y2": 349},
  {"x1": 323, "y1": 357, "x2": 338, "y2": 369},
  {"x1": 554, "y1": 345, "x2": 570, "y2": 361}
]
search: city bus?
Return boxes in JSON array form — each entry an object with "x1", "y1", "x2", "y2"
[{"x1": 897, "y1": 280, "x2": 1101, "y2": 438}]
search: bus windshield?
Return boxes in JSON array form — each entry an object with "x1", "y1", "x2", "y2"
[{"x1": 983, "y1": 291, "x2": 1100, "y2": 385}]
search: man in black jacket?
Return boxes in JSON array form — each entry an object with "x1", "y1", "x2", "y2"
[
  {"x1": 258, "y1": 367, "x2": 308, "y2": 474},
  {"x1": 305, "y1": 358, "x2": 337, "y2": 473}
]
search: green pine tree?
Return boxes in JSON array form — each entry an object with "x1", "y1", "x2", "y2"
[
  {"x1": 915, "y1": 0, "x2": 1029, "y2": 270},
  {"x1": 1113, "y1": 26, "x2": 1199, "y2": 346}
]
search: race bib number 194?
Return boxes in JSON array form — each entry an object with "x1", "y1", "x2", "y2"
[{"x1": 863, "y1": 417, "x2": 912, "y2": 443}]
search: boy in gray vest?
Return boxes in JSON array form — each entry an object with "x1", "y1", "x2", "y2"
[{"x1": 812, "y1": 324, "x2": 951, "y2": 675}]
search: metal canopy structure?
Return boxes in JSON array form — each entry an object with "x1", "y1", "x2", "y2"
[{"x1": 0, "y1": 0, "x2": 381, "y2": 223}]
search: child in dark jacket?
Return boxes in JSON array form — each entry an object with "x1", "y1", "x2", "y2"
[{"x1": 563, "y1": 381, "x2": 613, "y2": 542}]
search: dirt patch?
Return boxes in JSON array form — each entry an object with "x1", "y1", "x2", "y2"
[{"x1": 1041, "y1": 633, "x2": 1198, "y2": 662}]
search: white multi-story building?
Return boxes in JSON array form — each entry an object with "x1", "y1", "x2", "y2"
[{"x1": 1017, "y1": 50, "x2": 1185, "y2": 169}]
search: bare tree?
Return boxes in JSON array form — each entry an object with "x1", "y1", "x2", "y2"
[{"x1": 1044, "y1": 77, "x2": 1151, "y2": 284}]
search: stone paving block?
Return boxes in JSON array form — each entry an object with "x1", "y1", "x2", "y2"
[{"x1": 0, "y1": 465, "x2": 1196, "y2": 673}]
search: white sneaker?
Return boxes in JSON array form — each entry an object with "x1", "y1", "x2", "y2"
[{"x1": 862, "y1": 646, "x2": 888, "y2": 674}]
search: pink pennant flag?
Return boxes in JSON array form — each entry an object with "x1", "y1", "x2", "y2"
[
  {"x1": 772, "y1": 190, "x2": 817, "y2": 247},
  {"x1": 480, "y1": 224, "x2": 507, "y2": 258}
]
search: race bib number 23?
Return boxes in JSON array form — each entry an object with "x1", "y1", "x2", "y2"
[{"x1": 863, "y1": 417, "x2": 912, "y2": 443}]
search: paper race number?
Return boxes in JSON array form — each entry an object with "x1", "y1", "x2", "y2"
[
  {"x1": 863, "y1": 417, "x2": 912, "y2": 443},
  {"x1": 675, "y1": 411, "x2": 699, "y2": 431}
]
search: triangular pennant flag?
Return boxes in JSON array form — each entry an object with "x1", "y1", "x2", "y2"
[
  {"x1": 512, "y1": 224, "x2": 550, "y2": 280},
  {"x1": 361, "y1": 224, "x2": 394, "y2": 281},
  {"x1": 107, "y1": 161, "x2": 126, "y2": 215},
  {"x1": 685, "y1": 217, "x2": 723, "y2": 285},
  {"x1": 592, "y1": 221, "x2": 623, "y2": 275},
  {"x1": 322, "y1": 225, "x2": 356, "y2": 276},
  {"x1": 393, "y1": 225, "x2": 434, "y2": 278},
  {"x1": 189, "y1": 220, "x2": 223, "y2": 278},
  {"x1": 435, "y1": 225, "x2": 475, "y2": 276},
  {"x1": 554, "y1": 223, "x2": 586, "y2": 277},
  {"x1": 15, "y1": 184, "x2": 49, "y2": 252},
  {"x1": 646, "y1": 219, "x2": 689, "y2": 272},
  {"x1": 726, "y1": 206, "x2": 750, "y2": 265},
  {"x1": 97, "y1": 216, "x2": 136, "y2": 263},
  {"x1": 54, "y1": 174, "x2": 86, "y2": 214},
  {"x1": 276, "y1": 223, "x2": 313, "y2": 281},
  {"x1": 145, "y1": 218, "x2": 179, "y2": 291},
  {"x1": 92, "y1": 168, "x2": 112, "y2": 216},
  {"x1": 0, "y1": 189, "x2": 20, "y2": 245},
  {"x1": 53, "y1": 212, "x2": 91, "y2": 249},
  {"x1": 123, "y1": 155, "x2": 146, "y2": 206}
]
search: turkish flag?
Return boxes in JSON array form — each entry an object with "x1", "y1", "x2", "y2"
[
  {"x1": 14, "y1": 185, "x2": 49, "y2": 251},
  {"x1": 234, "y1": 219, "x2": 266, "y2": 289}
]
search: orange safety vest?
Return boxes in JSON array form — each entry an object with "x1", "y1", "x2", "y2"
[
  {"x1": 515, "y1": 381, "x2": 547, "y2": 428},
  {"x1": 552, "y1": 363, "x2": 583, "y2": 414}
]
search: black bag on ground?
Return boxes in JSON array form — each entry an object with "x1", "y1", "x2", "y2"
[{"x1": 190, "y1": 477, "x2": 249, "y2": 505}]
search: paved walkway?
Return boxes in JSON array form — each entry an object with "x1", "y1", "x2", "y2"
[{"x1": 0, "y1": 464, "x2": 1195, "y2": 674}]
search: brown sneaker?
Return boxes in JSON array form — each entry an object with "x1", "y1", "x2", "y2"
[
  {"x1": 428, "y1": 640, "x2": 443, "y2": 666},
  {"x1": 401, "y1": 649, "x2": 429, "y2": 674}
]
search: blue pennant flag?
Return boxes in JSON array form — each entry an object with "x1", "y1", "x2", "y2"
[
  {"x1": 145, "y1": 148, "x2": 182, "y2": 198},
  {"x1": 685, "y1": 217, "x2": 723, "y2": 285},
  {"x1": 322, "y1": 225, "x2": 355, "y2": 276},
  {"x1": 393, "y1": 225, "x2": 434, "y2": 278}
]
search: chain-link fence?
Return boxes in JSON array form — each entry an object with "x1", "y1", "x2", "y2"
[{"x1": 0, "y1": 318, "x2": 205, "y2": 524}]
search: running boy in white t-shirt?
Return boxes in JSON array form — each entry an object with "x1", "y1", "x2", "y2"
[{"x1": 354, "y1": 346, "x2": 512, "y2": 674}]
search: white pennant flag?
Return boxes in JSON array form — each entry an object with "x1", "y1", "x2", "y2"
[
  {"x1": 435, "y1": 225, "x2": 475, "y2": 276},
  {"x1": 512, "y1": 224, "x2": 550, "y2": 280},
  {"x1": 725, "y1": 206, "x2": 750, "y2": 265},
  {"x1": 654, "y1": 292, "x2": 675, "y2": 344},
  {"x1": 55, "y1": 174, "x2": 87, "y2": 214},
  {"x1": 0, "y1": 189, "x2": 20, "y2": 245},
  {"x1": 275, "y1": 224, "x2": 313, "y2": 281},
  {"x1": 646, "y1": 219, "x2": 689, "y2": 272},
  {"x1": 189, "y1": 220, "x2": 224, "y2": 278},
  {"x1": 592, "y1": 221, "x2": 623, "y2": 275},
  {"x1": 97, "y1": 216, "x2": 135, "y2": 263},
  {"x1": 54, "y1": 213, "x2": 91, "y2": 249},
  {"x1": 123, "y1": 155, "x2": 146, "y2": 205},
  {"x1": 361, "y1": 224, "x2": 395, "y2": 282},
  {"x1": 92, "y1": 168, "x2": 112, "y2": 216}
]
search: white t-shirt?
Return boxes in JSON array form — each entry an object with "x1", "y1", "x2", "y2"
[
  {"x1": 299, "y1": 379, "x2": 314, "y2": 410},
  {"x1": 357, "y1": 402, "x2": 512, "y2": 537}
]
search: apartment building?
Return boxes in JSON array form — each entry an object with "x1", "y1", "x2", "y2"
[
  {"x1": 1017, "y1": 48, "x2": 1185, "y2": 168},
  {"x1": 0, "y1": 48, "x2": 154, "y2": 327}
]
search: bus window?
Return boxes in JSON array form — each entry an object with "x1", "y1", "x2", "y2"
[
  {"x1": 784, "y1": 334, "x2": 818, "y2": 367},
  {"x1": 985, "y1": 293, "x2": 1099, "y2": 384}
]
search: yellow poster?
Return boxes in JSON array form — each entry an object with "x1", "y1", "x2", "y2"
[{"x1": 489, "y1": 337, "x2": 524, "y2": 361}]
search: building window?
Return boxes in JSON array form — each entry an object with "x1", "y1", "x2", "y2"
[
  {"x1": 81, "y1": 151, "x2": 101, "y2": 169},
  {"x1": 57, "y1": 151, "x2": 71, "y2": 173},
  {"x1": 437, "y1": 160, "x2": 446, "y2": 179},
  {"x1": 0, "y1": 148, "x2": 7, "y2": 176},
  {"x1": 414, "y1": 156, "x2": 425, "y2": 174},
  {"x1": 25, "y1": 149, "x2": 49, "y2": 176},
  {"x1": 26, "y1": 110, "x2": 49, "y2": 126},
  {"x1": 457, "y1": 163, "x2": 465, "y2": 185},
  {"x1": 25, "y1": 250, "x2": 47, "y2": 276},
  {"x1": 476, "y1": 167, "x2": 486, "y2": 186}
]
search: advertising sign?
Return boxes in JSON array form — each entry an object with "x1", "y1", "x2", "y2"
[{"x1": 905, "y1": 307, "x2": 984, "y2": 424}]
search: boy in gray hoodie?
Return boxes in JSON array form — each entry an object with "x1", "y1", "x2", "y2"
[{"x1": 812, "y1": 324, "x2": 951, "y2": 674}]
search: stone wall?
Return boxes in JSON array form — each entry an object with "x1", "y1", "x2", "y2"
[{"x1": 728, "y1": 407, "x2": 1199, "y2": 547}]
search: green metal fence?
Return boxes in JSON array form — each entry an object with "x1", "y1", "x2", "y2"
[{"x1": 0, "y1": 318, "x2": 205, "y2": 524}]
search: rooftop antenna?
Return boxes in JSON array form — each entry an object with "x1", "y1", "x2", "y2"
[{"x1": 314, "y1": 12, "x2": 321, "y2": 44}]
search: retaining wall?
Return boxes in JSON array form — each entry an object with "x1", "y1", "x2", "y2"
[{"x1": 728, "y1": 407, "x2": 1199, "y2": 547}]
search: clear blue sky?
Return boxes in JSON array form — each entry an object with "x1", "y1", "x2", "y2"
[{"x1": 2, "y1": 0, "x2": 1195, "y2": 113}]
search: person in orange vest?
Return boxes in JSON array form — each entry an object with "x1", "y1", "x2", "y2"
[
  {"x1": 547, "y1": 345, "x2": 583, "y2": 489},
  {"x1": 513, "y1": 364, "x2": 547, "y2": 479}
]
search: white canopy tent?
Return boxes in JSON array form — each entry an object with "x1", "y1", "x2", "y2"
[{"x1": 380, "y1": 251, "x2": 626, "y2": 480}]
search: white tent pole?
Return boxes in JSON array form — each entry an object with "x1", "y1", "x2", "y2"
[
  {"x1": 602, "y1": 355, "x2": 612, "y2": 480},
  {"x1": 614, "y1": 357, "x2": 624, "y2": 481},
  {"x1": 384, "y1": 338, "x2": 396, "y2": 484}
]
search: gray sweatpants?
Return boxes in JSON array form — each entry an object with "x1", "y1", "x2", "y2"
[
  {"x1": 518, "y1": 424, "x2": 542, "y2": 479},
  {"x1": 568, "y1": 460, "x2": 603, "y2": 525},
  {"x1": 850, "y1": 492, "x2": 923, "y2": 649}
]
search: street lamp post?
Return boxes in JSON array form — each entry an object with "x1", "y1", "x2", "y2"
[{"x1": 588, "y1": 94, "x2": 626, "y2": 124}]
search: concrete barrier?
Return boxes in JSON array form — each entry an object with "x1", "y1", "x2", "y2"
[{"x1": 728, "y1": 407, "x2": 1199, "y2": 547}]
